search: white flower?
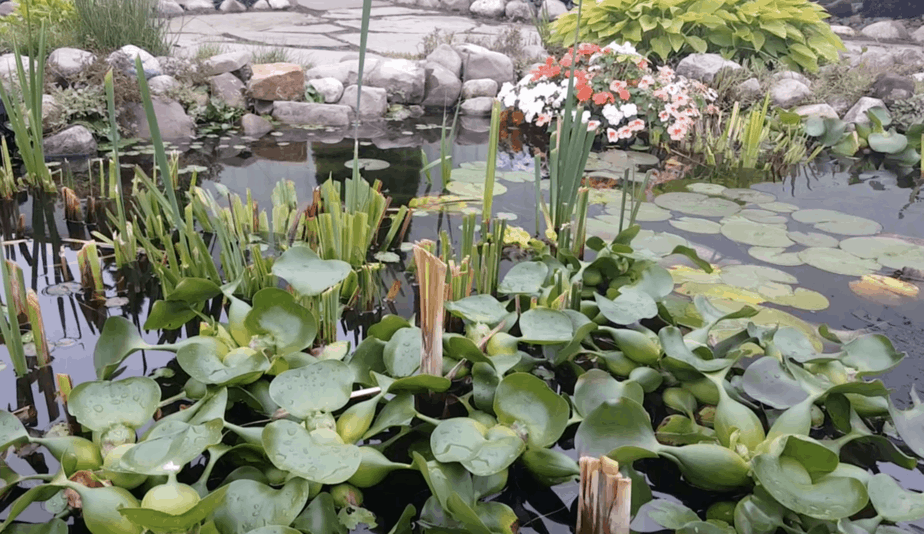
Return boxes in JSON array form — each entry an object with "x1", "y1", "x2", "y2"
[
  {"x1": 620, "y1": 103, "x2": 638, "y2": 117},
  {"x1": 602, "y1": 103, "x2": 624, "y2": 126}
]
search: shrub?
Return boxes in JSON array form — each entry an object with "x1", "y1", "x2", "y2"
[
  {"x1": 73, "y1": 0, "x2": 170, "y2": 55},
  {"x1": 550, "y1": 0, "x2": 845, "y2": 72},
  {"x1": 0, "y1": 0, "x2": 78, "y2": 56}
]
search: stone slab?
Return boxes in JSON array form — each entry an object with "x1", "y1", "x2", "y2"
[{"x1": 336, "y1": 32, "x2": 423, "y2": 55}]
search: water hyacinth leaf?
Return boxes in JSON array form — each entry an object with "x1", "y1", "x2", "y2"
[
  {"x1": 367, "y1": 315, "x2": 411, "y2": 342},
  {"x1": 868, "y1": 130, "x2": 908, "y2": 154},
  {"x1": 493, "y1": 373, "x2": 569, "y2": 448},
  {"x1": 0, "y1": 484, "x2": 64, "y2": 530},
  {"x1": 94, "y1": 316, "x2": 155, "y2": 379},
  {"x1": 787, "y1": 231, "x2": 839, "y2": 248},
  {"x1": 631, "y1": 231, "x2": 691, "y2": 258},
  {"x1": 751, "y1": 435, "x2": 868, "y2": 520},
  {"x1": 347, "y1": 446, "x2": 412, "y2": 488},
  {"x1": 118, "y1": 419, "x2": 223, "y2": 475},
  {"x1": 269, "y1": 360, "x2": 354, "y2": 418},
  {"x1": 119, "y1": 486, "x2": 229, "y2": 531},
  {"x1": 669, "y1": 217, "x2": 722, "y2": 234},
  {"x1": 721, "y1": 188, "x2": 776, "y2": 204},
  {"x1": 178, "y1": 340, "x2": 269, "y2": 387},
  {"x1": 575, "y1": 397, "x2": 660, "y2": 462},
  {"x1": 799, "y1": 247, "x2": 880, "y2": 276},
  {"x1": 748, "y1": 246, "x2": 805, "y2": 266},
  {"x1": 68, "y1": 377, "x2": 161, "y2": 431},
  {"x1": 213, "y1": 479, "x2": 314, "y2": 534},
  {"x1": 594, "y1": 290, "x2": 658, "y2": 325},
  {"x1": 659, "y1": 327, "x2": 732, "y2": 372},
  {"x1": 461, "y1": 425, "x2": 526, "y2": 477},
  {"x1": 292, "y1": 493, "x2": 344, "y2": 534},
  {"x1": 166, "y1": 278, "x2": 223, "y2": 303},
  {"x1": 412, "y1": 452, "x2": 475, "y2": 511},
  {"x1": 603, "y1": 327, "x2": 661, "y2": 365},
  {"x1": 840, "y1": 334, "x2": 904, "y2": 376},
  {"x1": 742, "y1": 357, "x2": 809, "y2": 409},
  {"x1": 0, "y1": 410, "x2": 28, "y2": 450},
  {"x1": 444, "y1": 334, "x2": 495, "y2": 369},
  {"x1": 144, "y1": 300, "x2": 198, "y2": 331},
  {"x1": 383, "y1": 327, "x2": 422, "y2": 377},
  {"x1": 638, "y1": 499, "x2": 699, "y2": 530},
  {"x1": 653, "y1": 192, "x2": 742, "y2": 217},
  {"x1": 262, "y1": 421, "x2": 362, "y2": 484},
  {"x1": 518, "y1": 308, "x2": 573, "y2": 345},
  {"x1": 573, "y1": 369, "x2": 645, "y2": 417},
  {"x1": 773, "y1": 327, "x2": 833, "y2": 364},
  {"x1": 791, "y1": 209, "x2": 882, "y2": 236},
  {"x1": 362, "y1": 393, "x2": 415, "y2": 439},
  {"x1": 670, "y1": 246, "x2": 714, "y2": 273},
  {"x1": 245, "y1": 288, "x2": 318, "y2": 356},
  {"x1": 445, "y1": 295, "x2": 509, "y2": 325},
  {"x1": 519, "y1": 448, "x2": 580, "y2": 486},
  {"x1": 498, "y1": 262, "x2": 548, "y2": 295},
  {"x1": 430, "y1": 418, "x2": 488, "y2": 463},
  {"x1": 868, "y1": 473, "x2": 924, "y2": 522},
  {"x1": 654, "y1": 415, "x2": 716, "y2": 446},
  {"x1": 888, "y1": 387, "x2": 924, "y2": 459},
  {"x1": 69, "y1": 484, "x2": 142, "y2": 534},
  {"x1": 388, "y1": 374, "x2": 452, "y2": 393},
  {"x1": 626, "y1": 262, "x2": 675, "y2": 300},
  {"x1": 5, "y1": 518, "x2": 68, "y2": 534},
  {"x1": 271, "y1": 246, "x2": 352, "y2": 297},
  {"x1": 721, "y1": 219, "x2": 794, "y2": 247}
]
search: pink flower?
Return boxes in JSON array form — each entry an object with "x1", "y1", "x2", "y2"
[
  {"x1": 607, "y1": 128, "x2": 619, "y2": 143},
  {"x1": 587, "y1": 120, "x2": 601, "y2": 131},
  {"x1": 536, "y1": 114, "x2": 552, "y2": 127},
  {"x1": 617, "y1": 126, "x2": 633, "y2": 140},
  {"x1": 638, "y1": 75, "x2": 655, "y2": 90},
  {"x1": 609, "y1": 80, "x2": 628, "y2": 92},
  {"x1": 706, "y1": 104, "x2": 719, "y2": 115},
  {"x1": 658, "y1": 110, "x2": 670, "y2": 122},
  {"x1": 658, "y1": 66, "x2": 675, "y2": 79},
  {"x1": 628, "y1": 119, "x2": 646, "y2": 131},
  {"x1": 673, "y1": 93, "x2": 690, "y2": 107},
  {"x1": 668, "y1": 122, "x2": 688, "y2": 141},
  {"x1": 653, "y1": 88, "x2": 669, "y2": 102}
]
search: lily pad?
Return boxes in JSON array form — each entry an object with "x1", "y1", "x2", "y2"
[
  {"x1": 787, "y1": 231, "x2": 839, "y2": 248},
  {"x1": 740, "y1": 209, "x2": 788, "y2": 225},
  {"x1": 373, "y1": 251, "x2": 399, "y2": 263},
  {"x1": 849, "y1": 274, "x2": 920, "y2": 305},
  {"x1": 631, "y1": 231, "x2": 691, "y2": 258},
  {"x1": 721, "y1": 188, "x2": 776, "y2": 204},
  {"x1": 669, "y1": 217, "x2": 722, "y2": 234},
  {"x1": 605, "y1": 202, "x2": 672, "y2": 222},
  {"x1": 760, "y1": 201, "x2": 799, "y2": 213},
  {"x1": 269, "y1": 360, "x2": 354, "y2": 418},
  {"x1": 748, "y1": 247, "x2": 805, "y2": 266},
  {"x1": 721, "y1": 219, "x2": 794, "y2": 247},
  {"x1": 271, "y1": 246, "x2": 352, "y2": 297},
  {"x1": 720, "y1": 265, "x2": 797, "y2": 286},
  {"x1": 68, "y1": 377, "x2": 161, "y2": 432},
  {"x1": 840, "y1": 236, "x2": 924, "y2": 270},
  {"x1": 500, "y1": 171, "x2": 533, "y2": 183},
  {"x1": 799, "y1": 248, "x2": 880, "y2": 276},
  {"x1": 445, "y1": 181, "x2": 507, "y2": 198},
  {"x1": 263, "y1": 421, "x2": 361, "y2": 484},
  {"x1": 686, "y1": 183, "x2": 727, "y2": 195},
  {"x1": 654, "y1": 192, "x2": 741, "y2": 217},
  {"x1": 770, "y1": 288, "x2": 830, "y2": 311},
  {"x1": 791, "y1": 209, "x2": 882, "y2": 236},
  {"x1": 450, "y1": 168, "x2": 488, "y2": 183},
  {"x1": 493, "y1": 373, "x2": 569, "y2": 448},
  {"x1": 344, "y1": 158, "x2": 390, "y2": 171}
]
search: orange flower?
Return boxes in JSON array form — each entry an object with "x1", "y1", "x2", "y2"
[
  {"x1": 559, "y1": 54, "x2": 573, "y2": 68},
  {"x1": 592, "y1": 91, "x2": 614, "y2": 105},
  {"x1": 577, "y1": 84, "x2": 593, "y2": 102},
  {"x1": 617, "y1": 88, "x2": 630, "y2": 101}
]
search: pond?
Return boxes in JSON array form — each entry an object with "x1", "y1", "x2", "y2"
[{"x1": 3, "y1": 116, "x2": 924, "y2": 533}]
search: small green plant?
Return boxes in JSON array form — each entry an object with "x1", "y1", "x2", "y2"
[
  {"x1": 73, "y1": 0, "x2": 170, "y2": 55},
  {"x1": 250, "y1": 45, "x2": 292, "y2": 65},
  {"x1": 304, "y1": 84, "x2": 325, "y2": 104},
  {"x1": 0, "y1": 0, "x2": 77, "y2": 55},
  {"x1": 47, "y1": 84, "x2": 109, "y2": 136},
  {"x1": 551, "y1": 0, "x2": 845, "y2": 72},
  {"x1": 194, "y1": 42, "x2": 225, "y2": 60}
]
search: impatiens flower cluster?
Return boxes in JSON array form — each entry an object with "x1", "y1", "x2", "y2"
[{"x1": 497, "y1": 41, "x2": 718, "y2": 145}]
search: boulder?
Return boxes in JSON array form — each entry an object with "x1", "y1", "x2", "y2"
[
  {"x1": 461, "y1": 96, "x2": 495, "y2": 116},
  {"x1": 157, "y1": 0, "x2": 184, "y2": 14},
  {"x1": 123, "y1": 98, "x2": 196, "y2": 139},
  {"x1": 505, "y1": 0, "x2": 532, "y2": 20},
  {"x1": 148, "y1": 75, "x2": 180, "y2": 95},
  {"x1": 268, "y1": 0, "x2": 292, "y2": 8},
  {"x1": 542, "y1": 0, "x2": 568, "y2": 18},
  {"x1": 843, "y1": 97, "x2": 887, "y2": 124},
  {"x1": 826, "y1": 96, "x2": 856, "y2": 117},
  {"x1": 0, "y1": 2, "x2": 15, "y2": 15},
  {"x1": 871, "y1": 72, "x2": 915, "y2": 104},
  {"x1": 455, "y1": 43, "x2": 515, "y2": 85},
  {"x1": 304, "y1": 63, "x2": 350, "y2": 84},
  {"x1": 42, "y1": 95, "x2": 62, "y2": 131},
  {"x1": 426, "y1": 44, "x2": 462, "y2": 78},
  {"x1": 48, "y1": 48, "x2": 96, "y2": 80},
  {"x1": 271, "y1": 102, "x2": 351, "y2": 126},
  {"x1": 158, "y1": 56, "x2": 196, "y2": 78},
  {"x1": 241, "y1": 113, "x2": 273, "y2": 137},
  {"x1": 770, "y1": 79, "x2": 811, "y2": 108},
  {"x1": 0, "y1": 54, "x2": 30, "y2": 82},
  {"x1": 914, "y1": 26, "x2": 924, "y2": 43},
  {"x1": 248, "y1": 63, "x2": 305, "y2": 101},
  {"x1": 366, "y1": 58, "x2": 426, "y2": 104},
  {"x1": 422, "y1": 63, "x2": 462, "y2": 107},
  {"x1": 462, "y1": 78, "x2": 498, "y2": 99},
  {"x1": 252, "y1": 0, "x2": 270, "y2": 9},
  {"x1": 184, "y1": 0, "x2": 214, "y2": 9},
  {"x1": 307, "y1": 77, "x2": 344, "y2": 103},
  {"x1": 43, "y1": 125, "x2": 97, "y2": 156},
  {"x1": 442, "y1": 0, "x2": 471, "y2": 11},
  {"x1": 339, "y1": 85, "x2": 388, "y2": 118},
  {"x1": 794, "y1": 103, "x2": 839, "y2": 119},
  {"x1": 824, "y1": 0, "x2": 853, "y2": 17},
  {"x1": 851, "y1": 50, "x2": 895, "y2": 69},
  {"x1": 890, "y1": 48, "x2": 924, "y2": 69},
  {"x1": 210, "y1": 72, "x2": 246, "y2": 108},
  {"x1": 107, "y1": 45, "x2": 161, "y2": 79},
  {"x1": 202, "y1": 51, "x2": 250, "y2": 76},
  {"x1": 772, "y1": 70, "x2": 811, "y2": 87},
  {"x1": 339, "y1": 58, "x2": 381, "y2": 86},
  {"x1": 522, "y1": 44, "x2": 549, "y2": 61},
  {"x1": 469, "y1": 0, "x2": 504, "y2": 17},
  {"x1": 219, "y1": 0, "x2": 246, "y2": 11},
  {"x1": 675, "y1": 53, "x2": 741, "y2": 84},
  {"x1": 860, "y1": 21, "x2": 910, "y2": 40},
  {"x1": 735, "y1": 78, "x2": 763, "y2": 101},
  {"x1": 914, "y1": 72, "x2": 924, "y2": 83},
  {"x1": 829, "y1": 25, "x2": 856, "y2": 37}
]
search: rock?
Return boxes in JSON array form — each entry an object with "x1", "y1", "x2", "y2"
[
  {"x1": 0, "y1": 2, "x2": 15, "y2": 15},
  {"x1": 107, "y1": 45, "x2": 161, "y2": 79},
  {"x1": 542, "y1": 0, "x2": 568, "y2": 18},
  {"x1": 770, "y1": 79, "x2": 811, "y2": 108},
  {"x1": 462, "y1": 78, "x2": 498, "y2": 99},
  {"x1": 304, "y1": 63, "x2": 350, "y2": 85},
  {"x1": 871, "y1": 72, "x2": 915, "y2": 104},
  {"x1": 202, "y1": 51, "x2": 250, "y2": 76},
  {"x1": 461, "y1": 96, "x2": 495, "y2": 116},
  {"x1": 890, "y1": 48, "x2": 924, "y2": 69},
  {"x1": 469, "y1": 0, "x2": 504, "y2": 17},
  {"x1": 148, "y1": 75, "x2": 179, "y2": 95},
  {"x1": 219, "y1": 0, "x2": 246, "y2": 11},
  {"x1": 42, "y1": 95, "x2": 62, "y2": 131},
  {"x1": 268, "y1": 0, "x2": 292, "y2": 8},
  {"x1": 794, "y1": 103, "x2": 839, "y2": 119},
  {"x1": 248, "y1": 63, "x2": 305, "y2": 101},
  {"x1": 251, "y1": 0, "x2": 270, "y2": 8},
  {"x1": 522, "y1": 44, "x2": 549, "y2": 61},
  {"x1": 675, "y1": 53, "x2": 741, "y2": 84},
  {"x1": 123, "y1": 98, "x2": 195, "y2": 139},
  {"x1": 824, "y1": 0, "x2": 853, "y2": 17},
  {"x1": 455, "y1": 43, "x2": 515, "y2": 85},
  {"x1": 272, "y1": 102, "x2": 351, "y2": 126},
  {"x1": 48, "y1": 48, "x2": 96, "y2": 80},
  {"x1": 184, "y1": 0, "x2": 214, "y2": 9},
  {"x1": 860, "y1": 20, "x2": 910, "y2": 40},
  {"x1": 829, "y1": 25, "x2": 856, "y2": 37},
  {"x1": 0, "y1": 53, "x2": 29, "y2": 81},
  {"x1": 157, "y1": 0, "x2": 184, "y2": 14},
  {"x1": 422, "y1": 63, "x2": 462, "y2": 107},
  {"x1": 772, "y1": 70, "x2": 811, "y2": 87},
  {"x1": 843, "y1": 97, "x2": 887, "y2": 124},
  {"x1": 43, "y1": 125, "x2": 97, "y2": 156},
  {"x1": 254, "y1": 100, "x2": 274, "y2": 114},
  {"x1": 307, "y1": 77, "x2": 344, "y2": 103},
  {"x1": 441, "y1": 0, "x2": 471, "y2": 11},
  {"x1": 340, "y1": 58, "x2": 381, "y2": 86},
  {"x1": 210, "y1": 72, "x2": 246, "y2": 108},
  {"x1": 851, "y1": 50, "x2": 895, "y2": 70},
  {"x1": 366, "y1": 58, "x2": 426, "y2": 104},
  {"x1": 241, "y1": 113, "x2": 272, "y2": 137},
  {"x1": 913, "y1": 26, "x2": 924, "y2": 43},
  {"x1": 339, "y1": 85, "x2": 388, "y2": 118},
  {"x1": 426, "y1": 44, "x2": 462, "y2": 79},
  {"x1": 826, "y1": 96, "x2": 856, "y2": 117},
  {"x1": 505, "y1": 0, "x2": 532, "y2": 20},
  {"x1": 735, "y1": 78, "x2": 762, "y2": 101},
  {"x1": 158, "y1": 56, "x2": 196, "y2": 78}
]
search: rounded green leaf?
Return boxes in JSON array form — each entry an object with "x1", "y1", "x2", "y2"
[
  {"x1": 841, "y1": 334, "x2": 905, "y2": 376},
  {"x1": 791, "y1": 209, "x2": 882, "y2": 236},
  {"x1": 518, "y1": 308, "x2": 573, "y2": 345},
  {"x1": 747, "y1": 247, "x2": 805, "y2": 266},
  {"x1": 383, "y1": 327, "x2": 421, "y2": 377},
  {"x1": 431, "y1": 418, "x2": 487, "y2": 463},
  {"x1": 493, "y1": 373, "x2": 569, "y2": 448},
  {"x1": 575, "y1": 397, "x2": 660, "y2": 462},
  {"x1": 461, "y1": 425, "x2": 526, "y2": 477},
  {"x1": 445, "y1": 181, "x2": 507, "y2": 197},
  {"x1": 119, "y1": 486, "x2": 228, "y2": 531},
  {"x1": 269, "y1": 360, "x2": 354, "y2": 418},
  {"x1": 654, "y1": 192, "x2": 742, "y2": 217},
  {"x1": 868, "y1": 130, "x2": 908, "y2": 154},
  {"x1": 117, "y1": 420, "x2": 224, "y2": 475},
  {"x1": 0, "y1": 410, "x2": 28, "y2": 451},
  {"x1": 68, "y1": 377, "x2": 161, "y2": 432},
  {"x1": 94, "y1": 316, "x2": 154, "y2": 380},
  {"x1": 271, "y1": 246, "x2": 352, "y2": 297},
  {"x1": 594, "y1": 290, "x2": 658, "y2": 325},
  {"x1": 868, "y1": 473, "x2": 924, "y2": 522},
  {"x1": 445, "y1": 295, "x2": 509, "y2": 325},
  {"x1": 245, "y1": 288, "x2": 318, "y2": 356},
  {"x1": 840, "y1": 236, "x2": 924, "y2": 270},
  {"x1": 604, "y1": 202, "x2": 672, "y2": 222},
  {"x1": 721, "y1": 188, "x2": 776, "y2": 204},
  {"x1": 344, "y1": 158, "x2": 390, "y2": 171},
  {"x1": 212, "y1": 479, "x2": 314, "y2": 534},
  {"x1": 799, "y1": 247, "x2": 880, "y2": 276},
  {"x1": 669, "y1": 217, "x2": 722, "y2": 234},
  {"x1": 262, "y1": 420, "x2": 361, "y2": 484},
  {"x1": 178, "y1": 339, "x2": 269, "y2": 387},
  {"x1": 686, "y1": 183, "x2": 727, "y2": 195},
  {"x1": 742, "y1": 357, "x2": 809, "y2": 409},
  {"x1": 573, "y1": 369, "x2": 644, "y2": 417},
  {"x1": 740, "y1": 209, "x2": 788, "y2": 225},
  {"x1": 721, "y1": 219, "x2": 794, "y2": 247},
  {"x1": 166, "y1": 278, "x2": 223, "y2": 303},
  {"x1": 761, "y1": 201, "x2": 799, "y2": 213},
  {"x1": 498, "y1": 262, "x2": 548, "y2": 295},
  {"x1": 787, "y1": 231, "x2": 838, "y2": 248},
  {"x1": 659, "y1": 443, "x2": 752, "y2": 492}
]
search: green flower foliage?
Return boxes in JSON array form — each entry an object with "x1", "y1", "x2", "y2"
[{"x1": 550, "y1": 0, "x2": 846, "y2": 72}]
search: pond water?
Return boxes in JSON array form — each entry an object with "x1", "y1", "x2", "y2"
[{"x1": 3, "y1": 117, "x2": 924, "y2": 532}]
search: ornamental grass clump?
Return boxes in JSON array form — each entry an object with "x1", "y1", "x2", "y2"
[{"x1": 497, "y1": 41, "x2": 717, "y2": 146}]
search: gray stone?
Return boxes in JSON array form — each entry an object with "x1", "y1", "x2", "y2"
[
  {"x1": 202, "y1": 51, "x2": 250, "y2": 76},
  {"x1": 442, "y1": 0, "x2": 471, "y2": 11},
  {"x1": 461, "y1": 96, "x2": 495, "y2": 116},
  {"x1": 340, "y1": 58, "x2": 381, "y2": 86},
  {"x1": 826, "y1": 96, "x2": 856, "y2": 117},
  {"x1": 505, "y1": 0, "x2": 532, "y2": 20},
  {"x1": 469, "y1": 0, "x2": 504, "y2": 17},
  {"x1": 210, "y1": 72, "x2": 246, "y2": 108},
  {"x1": 675, "y1": 53, "x2": 741, "y2": 83},
  {"x1": 426, "y1": 44, "x2": 462, "y2": 79},
  {"x1": 148, "y1": 75, "x2": 180, "y2": 95},
  {"x1": 308, "y1": 77, "x2": 344, "y2": 103},
  {"x1": 772, "y1": 70, "x2": 811, "y2": 88},
  {"x1": 42, "y1": 95, "x2": 62, "y2": 131},
  {"x1": 455, "y1": 43, "x2": 514, "y2": 85},
  {"x1": 860, "y1": 20, "x2": 910, "y2": 40},
  {"x1": 124, "y1": 98, "x2": 195, "y2": 139},
  {"x1": 339, "y1": 85, "x2": 388, "y2": 117},
  {"x1": 248, "y1": 63, "x2": 305, "y2": 101},
  {"x1": 522, "y1": 44, "x2": 548, "y2": 61},
  {"x1": 871, "y1": 72, "x2": 915, "y2": 104},
  {"x1": 422, "y1": 63, "x2": 462, "y2": 107},
  {"x1": 241, "y1": 113, "x2": 273, "y2": 137},
  {"x1": 794, "y1": 103, "x2": 839, "y2": 119},
  {"x1": 0, "y1": 53, "x2": 29, "y2": 82},
  {"x1": 735, "y1": 78, "x2": 763, "y2": 101},
  {"x1": 184, "y1": 0, "x2": 214, "y2": 9},
  {"x1": 304, "y1": 63, "x2": 350, "y2": 85},
  {"x1": 824, "y1": 0, "x2": 853, "y2": 17},
  {"x1": 157, "y1": 0, "x2": 184, "y2": 14},
  {"x1": 843, "y1": 97, "x2": 887, "y2": 124},
  {"x1": 158, "y1": 56, "x2": 196, "y2": 78},
  {"x1": 462, "y1": 78, "x2": 498, "y2": 99},
  {"x1": 890, "y1": 48, "x2": 924, "y2": 69},
  {"x1": 107, "y1": 45, "x2": 161, "y2": 79},
  {"x1": 829, "y1": 25, "x2": 856, "y2": 37},
  {"x1": 272, "y1": 102, "x2": 351, "y2": 126},
  {"x1": 251, "y1": 0, "x2": 270, "y2": 9},
  {"x1": 770, "y1": 79, "x2": 811, "y2": 108},
  {"x1": 851, "y1": 50, "x2": 895, "y2": 69},
  {"x1": 366, "y1": 58, "x2": 426, "y2": 104},
  {"x1": 43, "y1": 125, "x2": 97, "y2": 156},
  {"x1": 48, "y1": 48, "x2": 96, "y2": 80},
  {"x1": 254, "y1": 99, "x2": 274, "y2": 114},
  {"x1": 219, "y1": 0, "x2": 246, "y2": 11},
  {"x1": 0, "y1": 2, "x2": 15, "y2": 15},
  {"x1": 913, "y1": 25, "x2": 924, "y2": 43},
  {"x1": 542, "y1": 0, "x2": 568, "y2": 18},
  {"x1": 268, "y1": 0, "x2": 292, "y2": 8}
]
